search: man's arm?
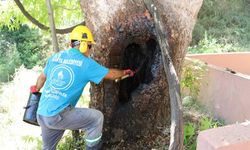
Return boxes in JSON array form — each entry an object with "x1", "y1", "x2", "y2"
[
  {"x1": 36, "y1": 73, "x2": 46, "y2": 91},
  {"x1": 30, "y1": 73, "x2": 46, "y2": 93},
  {"x1": 104, "y1": 69, "x2": 134, "y2": 80}
]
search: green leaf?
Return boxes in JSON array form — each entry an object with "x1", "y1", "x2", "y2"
[
  {"x1": 199, "y1": 117, "x2": 213, "y2": 131},
  {"x1": 0, "y1": 0, "x2": 83, "y2": 30}
]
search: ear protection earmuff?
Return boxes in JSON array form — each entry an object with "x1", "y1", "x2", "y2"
[{"x1": 79, "y1": 41, "x2": 88, "y2": 53}]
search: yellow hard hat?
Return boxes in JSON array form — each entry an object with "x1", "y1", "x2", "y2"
[{"x1": 70, "y1": 25, "x2": 96, "y2": 44}]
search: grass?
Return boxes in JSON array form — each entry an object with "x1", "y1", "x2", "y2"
[
  {"x1": 182, "y1": 97, "x2": 225, "y2": 150},
  {"x1": 190, "y1": 0, "x2": 250, "y2": 53}
]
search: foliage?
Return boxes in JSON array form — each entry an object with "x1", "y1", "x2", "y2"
[
  {"x1": 182, "y1": 96, "x2": 211, "y2": 116},
  {"x1": 1, "y1": 25, "x2": 49, "y2": 68},
  {"x1": 199, "y1": 117, "x2": 220, "y2": 131},
  {"x1": 183, "y1": 97, "x2": 225, "y2": 150},
  {"x1": 181, "y1": 59, "x2": 223, "y2": 149},
  {"x1": 22, "y1": 131, "x2": 86, "y2": 150},
  {"x1": 0, "y1": 66, "x2": 90, "y2": 149},
  {"x1": 0, "y1": 66, "x2": 42, "y2": 150},
  {"x1": 184, "y1": 123, "x2": 196, "y2": 150},
  {"x1": 0, "y1": 0, "x2": 81, "y2": 82},
  {"x1": 57, "y1": 131, "x2": 86, "y2": 150},
  {"x1": 23, "y1": 131, "x2": 86, "y2": 150},
  {"x1": 22, "y1": 136, "x2": 42, "y2": 150},
  {"x1": 0, "y1": 0, "x2": 83, "y2": 29},
  {"x1": 191, "y1": 0, "x2": 250, "y2": 53},
  {"x1": 181, "y1": 59, "x2": 207, "y2": 100},
  {"x1": 184, "y1": 117, "x2": 223, "y2": 150},
  {"x1": 0, "y1": 41, "x2": 21, "y2": 82},
  {"x1": 0, "y1": 25, "x2": 51, "y2": 82},
  {"x1": 182, "y1": 77, "x2": 225, "y2": 150},
  {"x1": 189, "y1": 32, "x2": 243, "y2": 54}
]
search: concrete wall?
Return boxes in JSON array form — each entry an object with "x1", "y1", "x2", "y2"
[
  {"x1": 186, "y1": 52, "x2": 250, "y2": 124},
  {"x1": 197, "y1": 121, "x2": 250, "y2": 150},
  {"x1": 188, "y1": 52, "x2": 250, "y2": 76}
]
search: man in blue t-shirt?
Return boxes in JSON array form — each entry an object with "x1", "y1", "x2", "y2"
[{"x1": 30, "y1": 25, "x2": 135, "y2": 150}]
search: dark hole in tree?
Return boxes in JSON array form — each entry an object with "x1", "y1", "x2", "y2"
[{"x1": 118, "y1": 39, "x2": 157, "y2": 104}]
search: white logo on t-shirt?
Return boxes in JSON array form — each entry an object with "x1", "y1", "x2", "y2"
[{"x1": 49, "y1": 64, "x2": 74, "y2": 90}]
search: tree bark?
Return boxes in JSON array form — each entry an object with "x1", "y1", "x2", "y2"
[
  {"x1": 144, "y1": 1, "x2": 183, "y2": 149},
  {"x1": 80, "y1": 0, "x2": 202, "y2": 149}
]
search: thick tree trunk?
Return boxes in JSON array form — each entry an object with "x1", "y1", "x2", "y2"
[
  {"x1": 143, "y1": 1, "x2": 184, "y2": 149},
  {"x1": 80, "y1": 0, "x2": 202, "y2": 149}
]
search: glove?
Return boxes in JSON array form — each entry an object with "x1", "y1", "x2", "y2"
[
  {"x1": 123, "y1": 69, "x2": 135, "y2": 77},
  {"x1": 30, "y1": 85, "x2": 38, "y2": 93}
]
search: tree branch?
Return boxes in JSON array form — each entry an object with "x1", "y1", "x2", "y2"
[
  {"x1": 46, "y1": 0, "x2": 59, "y2": 52},
  {"x1": 144, "y1": 0, "x2": 184, "y2": 150},
  {"x1": 13, "y1": 0, "x2": 85, "y2": 34}
]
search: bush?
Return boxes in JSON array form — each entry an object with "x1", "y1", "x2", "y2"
[
  {"x1": 184, "y1": 116, "x2": 223, "y2": 150},
  {"x1": 191, "y1": 0, "x2": 250, "y2": 53},
  {"x1": 23, "y1": 131, "x2": 86, "y2": 150},
  {"x1": 0, "y1": 40, "x2": 21, "y2": 82},
  {"x1": 0, "y1": 25, "x2": 50, "y2": 82},
  {"x1": 181, "y1": 59, "x2": 207, "y2": 100},
  {"x1": 188, "y1": 32, "x2": 244, "y2": 54}
]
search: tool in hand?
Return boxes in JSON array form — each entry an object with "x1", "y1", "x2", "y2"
[
  {"x1": 115, "y1": 74, "x2": 130, "y2": 82},
  {"x1": 115, "y1": 69, "x2": 137, "y2": 82}
]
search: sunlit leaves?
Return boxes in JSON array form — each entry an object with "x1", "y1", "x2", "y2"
[
  {"x1": 0, "y1": 0, "x2": 27, "y2": 29},
  {"x1": 0, "y1": 0, "x2": 83, "y2": 29}
]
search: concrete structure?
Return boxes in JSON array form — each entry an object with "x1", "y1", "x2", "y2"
[
  {"x1": 187, "y1": 52, "x2": 250, "y2": 150},
  {"x1": 187, "y1": 52, "x2": 250, "y2": 124},
  {"x1": 197, "y1": 121, "x2": 250, "y2": 150},
  {"x1": 188, "y1": 52, "x2": 250, "y2": 75}
]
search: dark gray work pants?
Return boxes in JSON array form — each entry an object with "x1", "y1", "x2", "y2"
[{"x1": 37, "y1": 106, "x2": 103, "y2": 150}]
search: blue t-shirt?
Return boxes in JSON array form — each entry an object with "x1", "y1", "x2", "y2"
[{"x1": 37, "y1": 48, "x2": 109, "y2": 116}]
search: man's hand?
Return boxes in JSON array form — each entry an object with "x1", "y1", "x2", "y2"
[
  {"x1": 105, "y1": 68, "x2": 135, "y2": 81},
  {"x1": 123, "y1": 69, "x2": 135, "y2": 77},
  {"x1": 30, "y1": 85, "x2": 39, "y2": 93}
]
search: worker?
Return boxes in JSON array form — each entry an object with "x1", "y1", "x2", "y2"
[{"x1": 30, "y1": 25, "x2": 135, "y2": 150}]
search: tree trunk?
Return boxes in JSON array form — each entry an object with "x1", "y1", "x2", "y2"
[{"x1": 80, "y1": 0, "x2": 202, "y2": 149}]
